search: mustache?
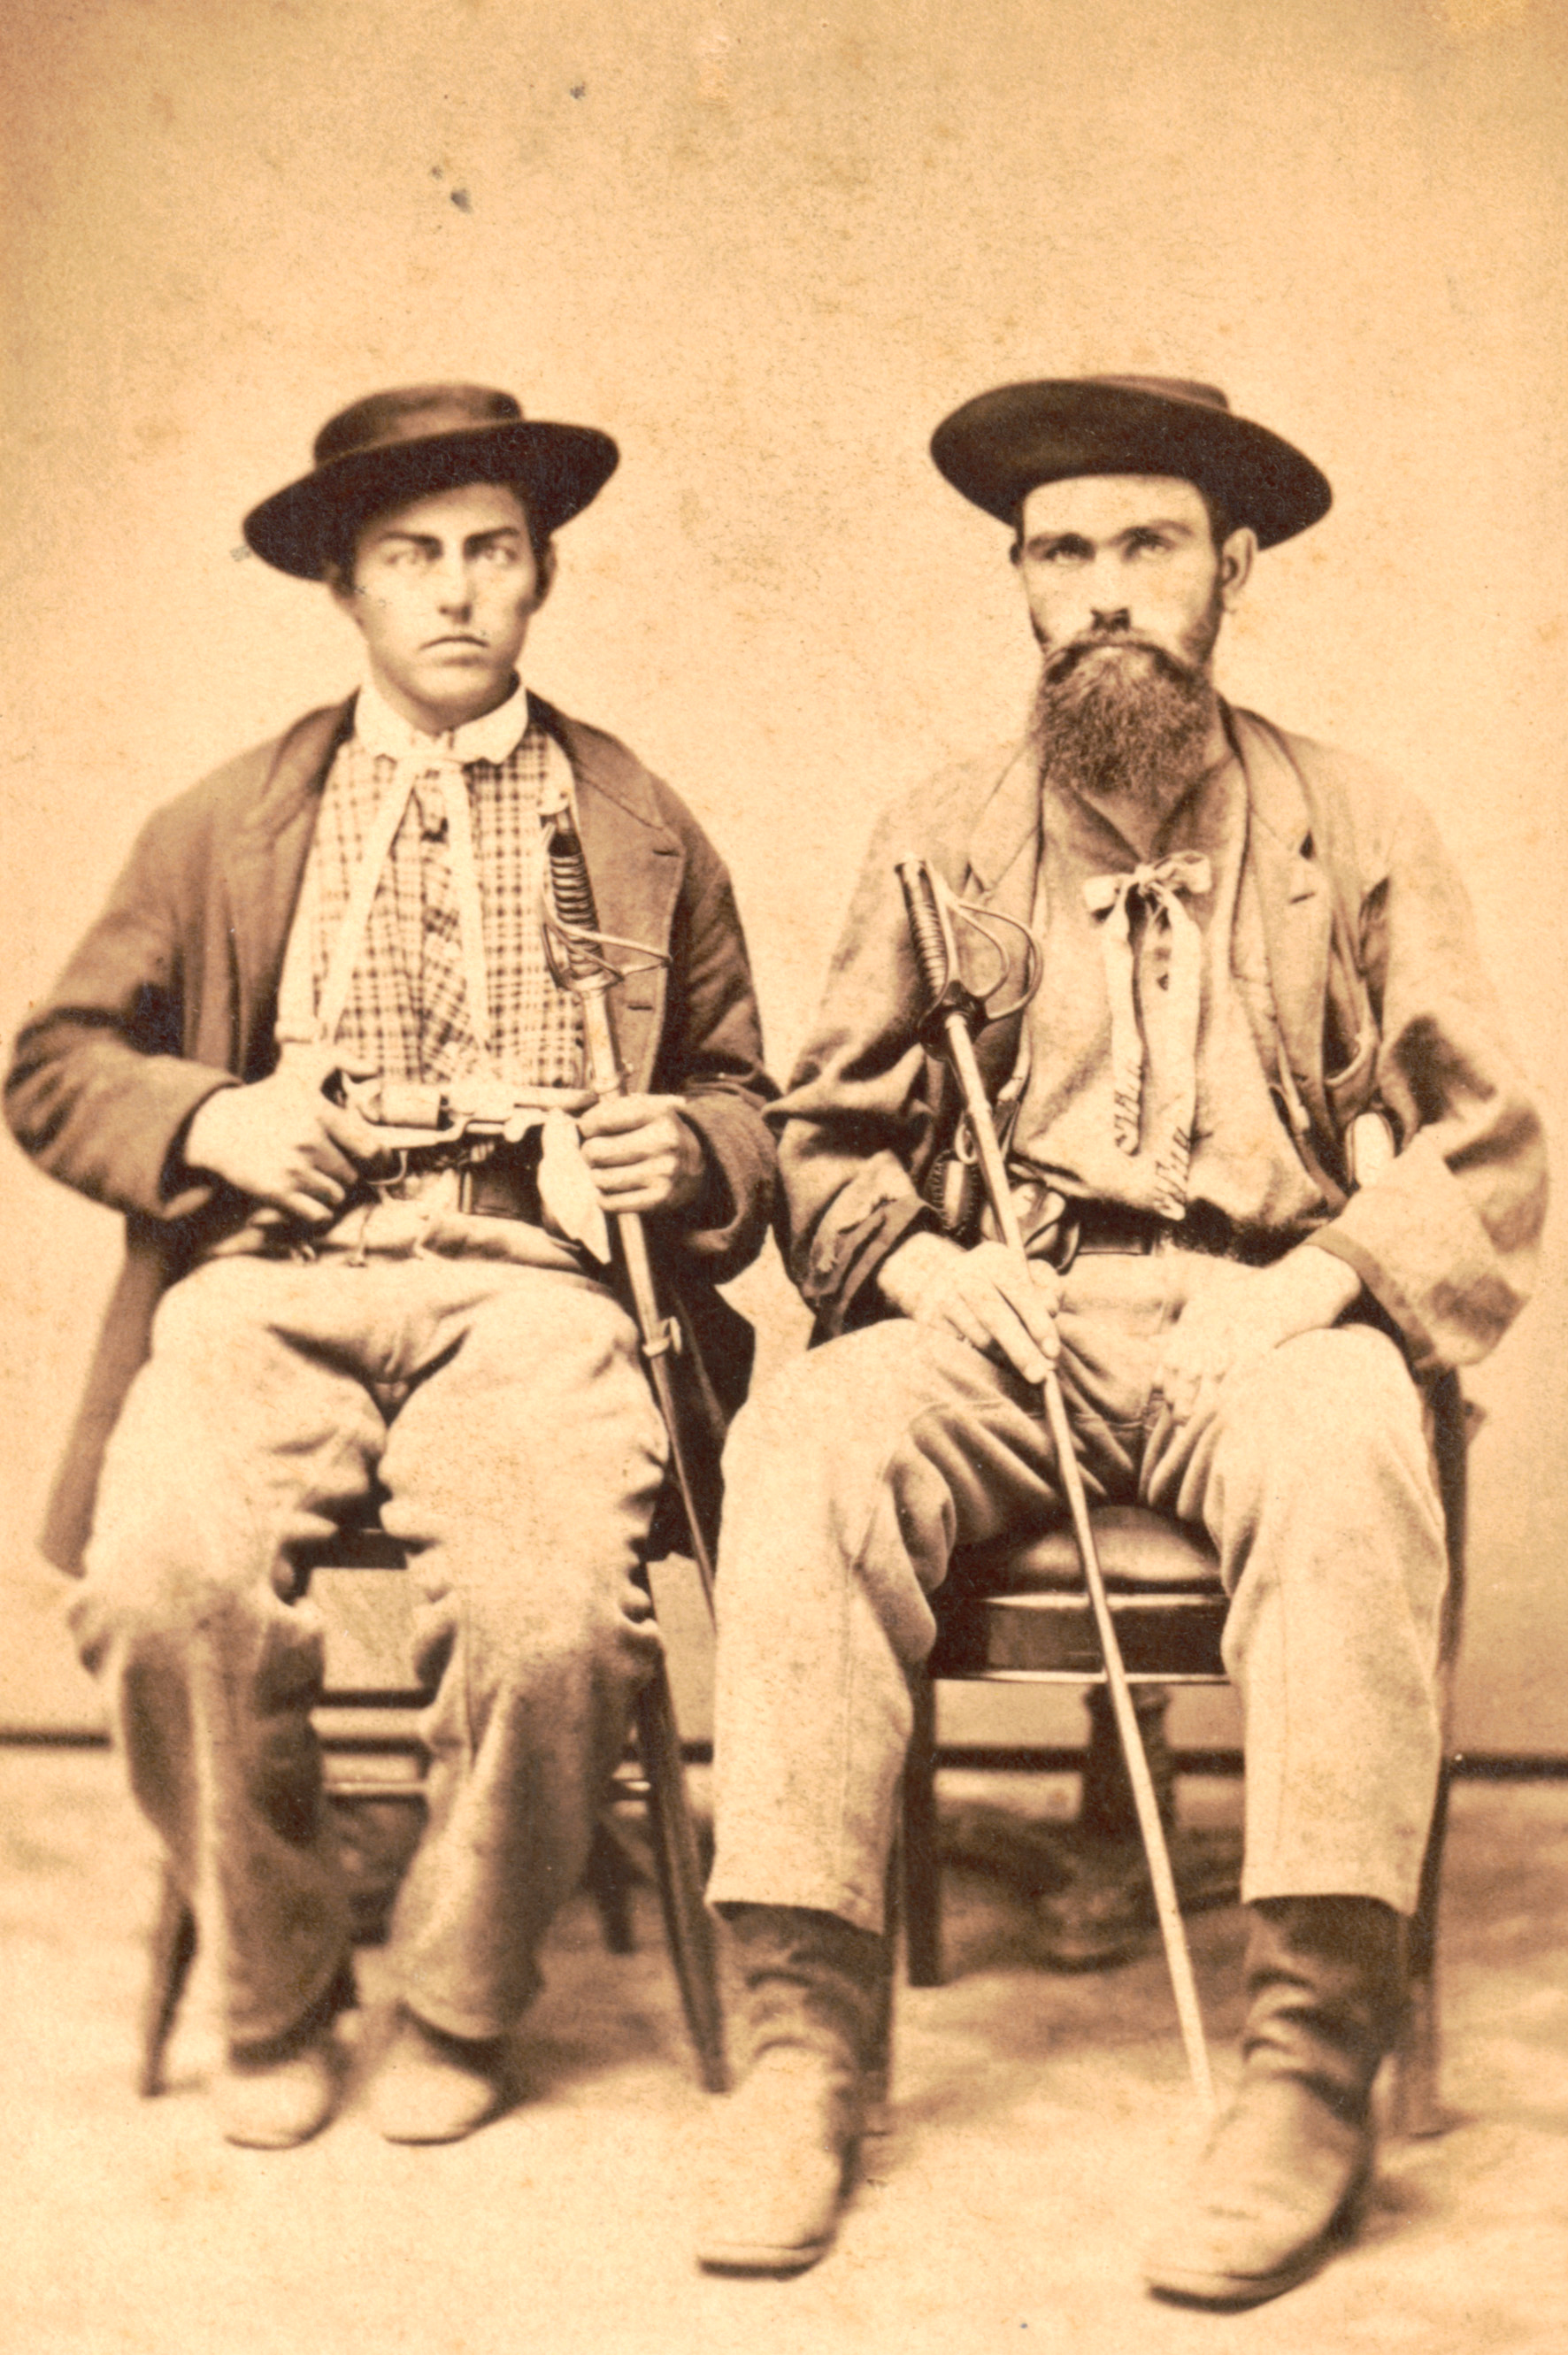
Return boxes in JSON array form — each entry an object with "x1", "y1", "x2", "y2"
[{"x1": 1042, "y1": 634, "x2": 1203, "y2": 691}]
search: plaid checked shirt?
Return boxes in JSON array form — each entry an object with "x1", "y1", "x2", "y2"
[{"x1": 280, "y1": 678, "x2": 584, "y2": 1087}]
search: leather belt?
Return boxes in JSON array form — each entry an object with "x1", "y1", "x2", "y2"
[
  {"x1": 1065, "y1": 1197, "x2": 1295, "y2": 1268},
  {"x1": 350, "y1": 1139, "x2": 546, "y2": 1226}
]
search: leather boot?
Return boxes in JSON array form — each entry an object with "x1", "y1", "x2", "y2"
[
  {"x1": 1145, "y1": 1896, "x2": 1403, "y2": 2309},
  {"x1": 696, "y1": 1905, "x2": 888, "y2": 2276}
]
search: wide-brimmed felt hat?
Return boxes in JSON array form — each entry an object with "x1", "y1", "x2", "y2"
[
  {"x1": 930, "y1": 375, "x2": 1330, "y2": 548},
  {"x1": 243, "y1": 383, "x2": 619, "y2": 578}
]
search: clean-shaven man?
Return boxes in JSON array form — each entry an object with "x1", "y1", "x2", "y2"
[{"x1": 8, "y1": 385, "x2": 774, "y2": 2150}]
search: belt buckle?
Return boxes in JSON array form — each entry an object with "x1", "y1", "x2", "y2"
[
  {"x1": 1051, "y1": 1199, "x2": 1083, "y2": 1273},
  {"x1": 1072, "y1": 1203, "x2": 1157, "y2": 1258}
]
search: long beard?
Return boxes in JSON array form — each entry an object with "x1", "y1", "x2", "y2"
[{"x1": 1030, "y1": 619, "x2": 1221, "y2": 819}]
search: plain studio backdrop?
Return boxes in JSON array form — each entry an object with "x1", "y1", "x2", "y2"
[{"x1": 1, "y1": 0, "x2": 1564, "y2": 1752}]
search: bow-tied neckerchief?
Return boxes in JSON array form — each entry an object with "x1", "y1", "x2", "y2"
[
  {"x1": 281, "y1": 719, "x2": 576, "y2": 1064},
  {"x1": 1081, "y1": 850, "x2": 1213, "y2": 1220}
]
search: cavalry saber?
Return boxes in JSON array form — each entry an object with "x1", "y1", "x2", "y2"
[
  {"x1": 547, "y1": 820, "x2": 719, "y2": 1620},
  {"x1": 896, "y1": 858, "x2": 1216, "y2": 2109}
]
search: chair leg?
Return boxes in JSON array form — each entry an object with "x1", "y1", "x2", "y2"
[
  {"x1": 140, "y1": 1864, "x2": 197, "y2": 2098},
  {"x1": 634, "y1": 1658, "x2": 728, "y2": 2094},
  {"x1": 1080, "y1": 1683, "x2": 1177, "y2": 1839},
  {"x1": 585, "y1": 1817, "x2": 640, "y2": 1955},
  {"x1": 1391, "y1": 1754, "x2": 1453, "y2": 2137},
  {"x1": 902, "y1": 1666, "x2": 943, "y2": 1987}
]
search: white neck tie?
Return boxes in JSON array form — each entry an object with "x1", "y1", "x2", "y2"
[{"x1": 1083, "y1": 851, "x2": 1212, "y2": 1219}]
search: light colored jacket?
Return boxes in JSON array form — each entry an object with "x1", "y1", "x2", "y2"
[
  {"x1": 7, "y1": 694, "x2": 777, "y2": 1570},
  {"x1": 772, "y1": 706, "x2": 1546, "y2": 1375}
]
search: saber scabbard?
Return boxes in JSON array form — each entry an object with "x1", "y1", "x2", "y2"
[
  {"x1": 896, "y1": 858, "x2": 1216, "y2": 2108},
  {"x1": 547, "y1": 820, "x2": 719, "y2": 1619}
]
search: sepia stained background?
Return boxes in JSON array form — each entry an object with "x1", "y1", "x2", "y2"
[{"x1": 1, "y1": 0, "x2": 1564, "y2": 1749}]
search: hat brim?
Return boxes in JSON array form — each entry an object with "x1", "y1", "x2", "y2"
[
  {"x1": 930, "y1": 381, "x2": 1330, "y2": 549},
  {"x1": 243, "y1": 420, "x2": 619, "y2": 579}
]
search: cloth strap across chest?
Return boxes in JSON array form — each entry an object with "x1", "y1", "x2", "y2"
[{"x1": 276, "y1": 703, "x2": 581, "y2": 1087}]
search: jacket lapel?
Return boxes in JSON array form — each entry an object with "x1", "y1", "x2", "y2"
[
  {"x1": 222, "y1": 701, "x2": 353, "y2": 1068},
  {"x1": 546, "y1": 707, "x2": 686, "y2": 1091},
  {"x1": 961, "y1": 741, "x2": 1042, "y2": 1093},
  {"x1": 1230, "y1": 707, "x2": 1332, "y2": 1129},
  {"x1": 964, "y1": 740, "x2": 1041, "y2": 914}
]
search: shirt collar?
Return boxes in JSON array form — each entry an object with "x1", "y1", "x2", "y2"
[{"x1": 353, "y1": 673, "x2": 532, "y2": 767}]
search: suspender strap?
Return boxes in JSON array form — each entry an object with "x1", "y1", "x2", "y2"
[
  {"x1": 438, "y1": 761, "x2": 491, "y2": 1061},
  {"x1": 277, "y1": 730, "x2": 580, "y2": 1064},
  {"x1": 311, "y1": 763, "x2": 425, "y2": 1048}
]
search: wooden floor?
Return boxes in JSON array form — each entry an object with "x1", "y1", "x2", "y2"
[{"x1": 4, "y1": 1750, "x2": 1566, "y2": 2355}]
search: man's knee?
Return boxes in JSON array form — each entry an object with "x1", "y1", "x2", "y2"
[
  {"x1": 724, "y1": 1317, "x2": 950, "y2": 1497},
  {"x1": 1218, "y1": 1324, "x2": 1431, "y2": 1498},
  {"x1": 69, "y1": 1537, "x2": 301, "y2": 1682},
  {"x1": 1210, "y1": 1323, "x2": 1447, "y2": 1643},
  {"x1": 411, "y1": 1546, "x2": 658, "y2": 1700},
  {"x1": 76, "y1": 1432, "x2": 287, "y2": 1667}
]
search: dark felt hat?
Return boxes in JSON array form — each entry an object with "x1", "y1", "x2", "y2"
[
  {"x1": 242, "y1": 383, "x2": 619, "y2": 579},
  {"x1": 930, "y1": 374, "x2": 1331, "y2": 548}
]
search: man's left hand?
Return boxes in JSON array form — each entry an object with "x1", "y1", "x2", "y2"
[
  {"x1": 578, "y1": 1094, "x2": 706, "y2": 1217},
  {"x1": 1157, "y1": 1243, "x2": 1363, "y2": 1428}
]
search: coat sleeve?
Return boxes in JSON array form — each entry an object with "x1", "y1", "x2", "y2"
[
  {"x1": 769, "y1": 795, "x2": 958, "y2": 1335},
  {"x1": 649, "y1": 831, "x2": 780, "y2": 1286},
  {"x1": 4, "y1": 804, "x2": 239, "y2": 1224},
  {"x1": 1306, "y1": 792, "x2": 1547, "y2": 1375}
]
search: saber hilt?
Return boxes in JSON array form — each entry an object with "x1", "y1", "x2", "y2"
[
  {"x1": 544, "y1": 814, "x2": 672, "y2": 1022},
  {"x1": 895, "y1": 859, "x2": 990, "y2": 1041},
  {"x1": 544, "y1": 813, "x2": 633, "y2": 1101},
  {"x1": 896, "y1": 860, "x2": 1020, "y2": 1244},
  {"x1": 547, "y1": 819, "x2": 603, "y2": 966}
]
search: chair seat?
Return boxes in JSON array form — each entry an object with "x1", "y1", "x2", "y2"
[{"x1": 932, "y1": 1506, "x2": 1227, "y2": 1681}]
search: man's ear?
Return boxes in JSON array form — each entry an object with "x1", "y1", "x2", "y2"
[
  {"x1": 1218, "y1": 526, "x2": 1257, "y2": 611},
  {"x1": 533, "y1": 540, "x2": 558, "y2": 609}
]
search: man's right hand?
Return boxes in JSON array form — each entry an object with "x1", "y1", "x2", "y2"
[
  {"x1": 878, "y1": 1230, "x2": 1061, "y2": 1386},
  {"x1": 183, "y1": 1051, "x2": 381, "y2": 1226}
]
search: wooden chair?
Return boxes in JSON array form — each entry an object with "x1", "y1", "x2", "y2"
[
  {"x1": 900, "y1": 1374, "x2": 1469, "y2": 2135},
  {"x1": 138, "y1": 1524, "x2": 726, "y2": 2098}
]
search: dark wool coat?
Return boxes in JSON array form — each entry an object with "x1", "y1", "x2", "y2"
[{"x1": 7, "y1": 693, "x2": 778, "y2": 1571}]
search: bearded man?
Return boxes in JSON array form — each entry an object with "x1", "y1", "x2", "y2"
[
  {"x1": 696, "y1": 376, "x2": 1545, "y2": 2305},
  {"x1": 6, "y1": 385, "x2": 774, "y2": 2151}
]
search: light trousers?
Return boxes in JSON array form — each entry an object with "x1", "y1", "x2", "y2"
[
  {"x1": 72, "y1": 1248, "x2": 667, "y2": 2046},
  {"x1": 709, "y1": 1250, "x2": 1449, "y2": 1935}
]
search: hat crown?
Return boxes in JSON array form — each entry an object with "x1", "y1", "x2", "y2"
[
  {"x1": 313, "y1": 384, "x2": 525, "y2": 469},
  {"x1": 1084, "y1": 374, "x2": 1230, "y2": 413}
]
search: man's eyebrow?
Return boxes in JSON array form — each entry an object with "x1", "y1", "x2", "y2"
[
  {"x1": 367, "y1": 524, "x2": 526, "y2": 552},
  {"x1": 1022, "y1": 518, "x2": 1199, "y2": 555},
  {"x1": 1118, "y1": 518, "x2": 1196, "y2": 540}
]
